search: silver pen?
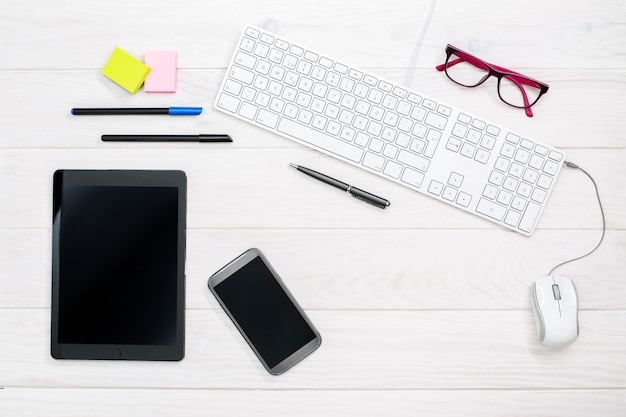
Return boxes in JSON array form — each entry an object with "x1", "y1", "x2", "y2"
[{"x1": 290, "y1": 163, "x2": 390, "y2": 209}]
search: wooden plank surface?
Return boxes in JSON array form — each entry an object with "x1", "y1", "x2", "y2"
[{"x1": 1, "y1": 0, "x2": 625, "y2": 416}]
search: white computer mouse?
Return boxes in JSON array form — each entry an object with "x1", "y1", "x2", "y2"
[{"x1": 530, "y1": 275, "x2": 579, "y2": 347}]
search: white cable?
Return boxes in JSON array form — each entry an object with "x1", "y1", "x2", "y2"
[
  {"x1": 548, "y1": 161, "x2": 606, "y2": 276},
  {"x1": 405, "y1": 0, "x2": 437, "y2": 88}
]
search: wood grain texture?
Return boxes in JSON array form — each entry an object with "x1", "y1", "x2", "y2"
[
  {"x1": 2, "y1": 388, "x2": 625, "y2": 417},
  {"x1": 1, "y1": 310, "x2": 625, "y2": 389},
  {"x1": 1, "y1": 0, "x2": 625, "y2": 415}
]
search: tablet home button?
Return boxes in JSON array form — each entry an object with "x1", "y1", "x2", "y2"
[{"x1": 112, "y1": 348, "x2": 122, "y2": 358}]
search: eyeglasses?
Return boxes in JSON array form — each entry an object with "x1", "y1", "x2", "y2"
[{"x1": 436, "y1": 44, "x2": 549, "y2": 117}]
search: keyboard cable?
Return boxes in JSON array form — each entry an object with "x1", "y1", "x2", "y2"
[
  {"x1": 406, "y1": 0, "x2": 437, "y2": 88},
  {"x1": 548, "y1": 161, "x2": 606, "y2": 276}
]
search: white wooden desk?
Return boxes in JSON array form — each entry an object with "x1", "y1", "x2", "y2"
[{"x1": 1, "y1": 1, "x2": 625, "y2": 415}]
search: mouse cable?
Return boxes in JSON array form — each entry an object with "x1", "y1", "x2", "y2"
[{"x1": 548, "y1": 161, "x2": 606, "y2": 276}]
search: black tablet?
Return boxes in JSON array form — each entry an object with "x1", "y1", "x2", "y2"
[{"x1": 51, "y1": 170, "x2": 186, "y2": 360}]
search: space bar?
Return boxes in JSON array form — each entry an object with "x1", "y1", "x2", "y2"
[{"x1": 277, "y1": 118, "x2": 364, "y2": 163}]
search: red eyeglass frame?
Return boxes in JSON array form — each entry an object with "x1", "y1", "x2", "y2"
[{"x1": 436, "y1": 44, "x2": 549, "y2": 117}]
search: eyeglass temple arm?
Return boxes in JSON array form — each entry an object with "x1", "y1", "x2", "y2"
[{"x1": 505, "y1": 75, "x2": 534, "y2": 117}]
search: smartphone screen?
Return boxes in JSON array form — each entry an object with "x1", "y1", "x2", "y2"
[{"x1": 209, "y1": 249, "x2": 321, "y2": 375}]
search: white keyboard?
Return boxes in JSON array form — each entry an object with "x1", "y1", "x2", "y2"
[{"x1": 215, "y1": 26, "x2": 565, "y2": 235}]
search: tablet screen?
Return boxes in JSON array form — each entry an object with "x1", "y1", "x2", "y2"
[{"x1": 51, "y1": 170, "x2": 186, "y2": 360}]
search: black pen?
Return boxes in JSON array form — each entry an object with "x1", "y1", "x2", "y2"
[
  {"x1": 72, "y1": 107, "x2": 202, "y2": 116},
  {"x1": 101, "y1": 134, "x2": 232, "y2": 142},
  {"x1": 289, "y1": 163, "x2": 390, "y2": 209}
]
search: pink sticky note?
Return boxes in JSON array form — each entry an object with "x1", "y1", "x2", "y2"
[{"x1": 144, "y1": 51, "x2": 177, "y2": 93}]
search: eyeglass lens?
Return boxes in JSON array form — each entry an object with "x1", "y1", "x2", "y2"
[{"x1": 445, "y1": 52, "x2": 543, "y2": 109}]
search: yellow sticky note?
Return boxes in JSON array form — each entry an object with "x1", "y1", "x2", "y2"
[{"x1": 101, "y1": 47, "x2": 151, "y2": 94}]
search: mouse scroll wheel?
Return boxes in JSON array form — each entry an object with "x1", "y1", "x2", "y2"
[{"x1": 552, "y1": 284, "x2": 562, "y2": 300}]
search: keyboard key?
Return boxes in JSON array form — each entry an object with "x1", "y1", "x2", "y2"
[
  {"x1": 409, "y1": 138, "x2": 426, "y2": 154},
  {"x1": 422, "y1": 99, "x2": 437, "y2": 111},
  {"x1": 407, "y1": 93, "x2": 422, "y2": 104},
  {"x1": 504, "y1": 210, "x2": 521, "y2": 227},
  {"x1": 543, "y1": 160, "x2": 559, "y2": 176},
  {"x1": 223, "y1": 79, "x2": 243, "y2": 96},
  {"x1": 369, "y1": 137, "x2": 384, "y2": 152},
  {"x1": 520, "y1": 138, "x2": 535, "y2": 150},
  {"x1": 522, "y1": 168, "x2": 539, "y2": 184},
  {"x1": 535, "y1": 144, "x2": 548, "y2": 156},
  {"x1": 397, "y1": 149, "x2": 430, "y2": 172},
  {"x1": 442, "y1": 186, "x2": 458, "y2": 201},
  {"x1": 517, "y1": 182, "x2": 532, "y2": 198},
  {"x1": 472, "y1": 119, "x2": 486, "y2": 130},
  {"x1": 424, "y1": 130, "x2": 442, "y2": 158},
  {"x1": 245, "y1": 27, "x2": 260, "y2": 38},
  {"x1": 480, "y1": 135, "x2": 496, "y2": 150},
  {"x1": 458, "y1": 113, "x2": 472, "y2": 124},
  {"x1": 531, "y1": 187, "x2": 547, "y2": 203},
  {"x1": 240, "y1": 37, "x2": 256, "y2": 53},
  {"x1": 497, "y1": 190, "x2": 513, "y2": 206},
  {"x1": 239, "y1": 102, "x2": 258, "y2": 120},
  {"x1": 304, "y1": 51, "x2": 319, "y2": 62},
  {"x1": 401, "y1": 168, "x2": 425, "y2": 188},
  {"x1": 254, "y1": 43, "x2": 270, "y2": 58},
  {"x1": 476, "y1": 198, "x2": 506, "y2": 221},
  {"x1": 511, "y1": 195, "x2": 527, "y2": 211},
  {"x1": 537, "y1": 174, "x2": 553, "y2": 189},
  {"x1": 518, "y1": 202, "x2": 541, "y2": 233},
  {"x1": 514, "y1": 149, "x2": 531, "y2": 164},
  {"x1": 460, "y1": 142, "x2": 476, "y2": 158},
  {"x1": 506, "y1": 133, "x2": 520, "y2": 144},
  {"x1": 235, "y1": 51, "x2": 257, "y2": 69},
  {"x1": 446, "y1": 138, "x2": 461, "y2": 153},
  {"x1": 486, "y1": 125, "x2": 500, "y2": 136},
  {"x1": 467, "y1": 129, "x2": 481, "y2": 144},
  {"x1": 425, "y1": 112, "x2": 448, "y2": 130},
  {"x1": 290, "y1": 45, "x2": 304, "y2": 56},
  {"x1": 383, "y1": 161, "x2": 403, "y2": 179},
  {"x1": 452, "y1": 123, "x2": 468, "y2": 138},
  {"x1": 275, "y1": 39, "x2": 289, "y2": 50},
  {"x1": 260, "y1": 33, "x2": 275, "y2": 44},
  {"x1": 474, "y1": 148, "x2": 490, "y2": 164},
  {"x1": 500, "y1": 142, "x2": 516, "y2": 158},
  {"x1": 448, "y1": 172, "x2": 464, "y2": 187},
  {"x1": 319, "y1": 57, "x2": 333, "y2": 68},
  {"x1": 378, "y1": 81, "x2": 392, "y2": 92},
  {"x1": 483, "y1": 184, "x2": 499, "y2": 199},
  {"x1": 488, "y1": 171, "x2": 504, "y2": 186},
  {"x1": 437, "y1": 105, "x2": 452, "y2": 117},
  {"x1": 256, "y1": 109, "x2": 279, "y2": 128},
  {"x1": 217, "y1": 93, "x2": 240, "y2": 112},
  {"x1": 528, "y1": 154, "x2": 545, "y2": 170},
  {"x1": 278, "y1": 118, "x2": 364, "y2": 162},
  {"x1": 362, "y1": 152, "x2": 385, "y2": 171},
  {"x1": 349, "y1": 69, "x2": 363, "y2": 80},
  {"x1": 494, "y1": 156, "x2": 510, "y2": 172},
  {"x1": 363, "y1": 74, "x2": 378, "y2": 86},
  {"x1": 393, "y1": 86, "x2": 407, "y2": 98},
  {"x1": 549, "y1": 150, "x2": 564, "y2": 162},
  {"x1": 229, "y1": 65, "x2": 255, "y2": 84},
  {"x1": 428, "y1": 180, "x2": 444, "y2": 196},
  {"x1": 334, "y1": 63, "x2": 348, "y2": 74},
  {"x1": 456, "y1": 192, "x2": 472, "y2": 207}
]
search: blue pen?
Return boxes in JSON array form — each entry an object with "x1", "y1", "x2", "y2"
[{"x1": 70, "y1": 107, "x2": 202, "y2": 116}]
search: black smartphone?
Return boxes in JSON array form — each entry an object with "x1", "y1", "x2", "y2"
[{"x1": 208, "y1": 248, "x2": 321, "y2": 375}]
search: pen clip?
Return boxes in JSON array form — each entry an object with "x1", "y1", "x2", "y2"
[{"x1": 348, "y1": 187, "x2": 390, "y2": 209}]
